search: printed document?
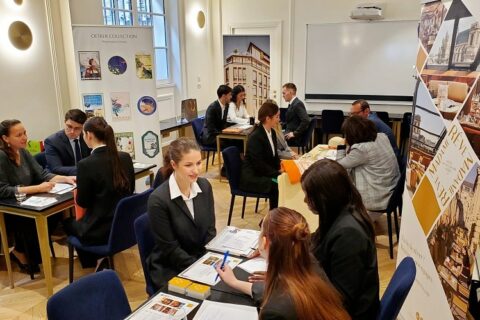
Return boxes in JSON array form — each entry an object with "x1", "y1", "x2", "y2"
[
  {"x1": 206, "y1": 227, "x2": 259, "y2": 257},
  {"x1": 178, "y1": 252, "x2": 241, "y2": 286},
  {"x1": 193, "y1": 300, "x2": 258, "y2": 320},
  {"x1": 125, "y1": 292, "x2": 198, "y2": 320}
]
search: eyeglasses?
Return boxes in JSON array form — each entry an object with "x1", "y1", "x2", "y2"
[{"x1": 65, "y1": 124, "x2": 83, "y2": 132}]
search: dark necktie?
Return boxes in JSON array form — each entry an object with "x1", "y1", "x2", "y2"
[{"x1": 74, "y1": 139, "x2": 82, "y2": 164}]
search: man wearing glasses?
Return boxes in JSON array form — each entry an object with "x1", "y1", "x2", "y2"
[
  {"x1": 350, "y1": 99, "x2": 399, "y2": 158},
  {"x1": 44, "y1": 109, "x2": 91, "y2": 175}
]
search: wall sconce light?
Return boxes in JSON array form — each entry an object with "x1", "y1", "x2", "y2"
[
  {"x1": 197, "y1": 10, "x2": 206, "y2": 29},
  {"x1": 8, "y1": 21, "x2": 32, "y2": 50},
  {"x1": 14, "y1": 0, "x2": 23, "y2": 5}
]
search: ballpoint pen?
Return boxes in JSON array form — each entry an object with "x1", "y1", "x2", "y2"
[{"x1": 215, "y1": 250, "x2": 230, "y2": 281}]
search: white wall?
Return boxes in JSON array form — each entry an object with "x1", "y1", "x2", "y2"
[
  {"x1": 207, "y1": 0, "x2": 421, "y2": 114},
  {"x1": 0, "y1": 0, "x2": 63, "y2": 140}
]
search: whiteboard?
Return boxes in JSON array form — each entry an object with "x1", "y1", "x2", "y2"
[{"x1": 305, "y1": 21, "x2": 418, "y2": 102}]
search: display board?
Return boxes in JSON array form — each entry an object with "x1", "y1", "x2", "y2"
[
  {"x1": 72, "y1": 26, "x2": 161, "y2": 189},
  {"x1": 398, "y1": 0, "x2": 480, "y2": 319},
  {"x1": 305, "y1": 21, "x2": 418, "y2": 102}
]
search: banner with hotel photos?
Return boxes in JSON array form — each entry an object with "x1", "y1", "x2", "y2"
[{"x1": 399, "y1": 0, "x2": 480, "y2": 319}]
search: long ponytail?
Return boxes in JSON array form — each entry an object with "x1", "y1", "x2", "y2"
[{"x1": 83, "y1": 117, "x2": 131, "y2": 193}]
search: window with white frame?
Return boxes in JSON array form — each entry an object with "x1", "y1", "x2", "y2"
[{"x1": 102, "y1": 0, "x2": 169, "y2": 82}]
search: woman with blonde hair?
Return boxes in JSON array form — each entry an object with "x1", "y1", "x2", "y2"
[{"x1": 216, "y1": 207, "x2": 350, "y2": 320}]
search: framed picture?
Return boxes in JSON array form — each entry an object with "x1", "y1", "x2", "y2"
[
  {"x1": 135, "y1": 53, "x2": 153, "y2": 79},
  {"x1": 115, "y1": 132, "x2": 135, "y2": 159},
  {"x1": 137, "y1": 96, "x2": 157, "y2": 115},
  {"x1": 82, "y1": 93, "x2": 104, "y2": 117},
  {"x1": 79, "y1": 51, "x2": 101, "y2": 80},
  {"x1": 108, "y1": 55, "x2": 128, "y2": 75},
  {"x1": 142, "y1": 131, "x2": 159, "y2": 158},
  {"x1": 110, "y1": 92, "x2": 131, "y2": 121}
]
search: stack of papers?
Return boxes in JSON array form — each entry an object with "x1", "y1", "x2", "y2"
[
  {"x1": 133, "y1": 162, "x2": 149, "y2": 169},
  {"x1": 48, "y1": 183, "x2": 76, "y2": 194},
  {"x1": 125, "y1": 292, "x2": 198, "y2": 320},
  {"x1": 20, "y1": 196, "x2": 57, "y2": 207},
  {"x1": 237, "y1": 257, "x2": 267, "y2": 274},
  {"x1": 206, "y1": 227, "x2": 260, "y2": 257},
  {"x1": 193, "y1": 300, "x2": 258, "y2": 320},
  {"x1": 178, "y1": 252, "x2": 242, "y2": 286}
]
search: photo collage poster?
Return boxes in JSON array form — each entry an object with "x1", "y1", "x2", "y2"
[
  {"x1": 399, "y1": 1, "x2": 480, "y2": 319},
  {"x1": 73, "y1": 26, "x2": 162, "y2": 178}
]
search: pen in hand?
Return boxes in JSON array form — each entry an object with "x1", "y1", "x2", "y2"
[{"x1": 215, "y1": 250, "x2": 230, "y2": 281}]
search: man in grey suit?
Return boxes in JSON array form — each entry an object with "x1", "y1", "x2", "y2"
[
  {"x1": 44, "y1": 109, "x2": 91, "y2": 175},
  {"x1": 282, "y1": 83, "x2": 310, "y2": 146}
]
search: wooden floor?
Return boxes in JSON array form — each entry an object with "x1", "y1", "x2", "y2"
[{"x1": 0, "y1": 161, "x2": 398, "y2": 319}]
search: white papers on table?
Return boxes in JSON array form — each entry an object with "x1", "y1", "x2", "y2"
[
  {"x1": 237, "y1": 257, "x2": 267, "y2": 274},
  {"x1": 125, "y1": 292, "x2": 198, "y2": 320},
  {"x1": 178, "y1": 252, "x2": 242, "y2": 286},
  {"x1": 206, "y1": 227, "x2": 260, "y2": 257},
  {"x1": 324, "y1": 149, "x2": 337, "y2": 160},
  {"x1": 20, "y1": 196, "x2": 57, "y2": 207},
  {"x1": 193, "y1": 300, "x2": 258, "y2": 320},
  {"x1": 133, "y1": 162, "x2": 149, "y2": 169},
  {"x1": 48, "y1": 183, "x2": 75, "y2": 194}
]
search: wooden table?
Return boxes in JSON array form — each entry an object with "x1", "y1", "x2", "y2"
[
  {"x1": 216, "y1": 126, "x2": 253, "y2": 179},
  {"x1": 0, "y1": 192, "x2": 74, "y2": 297},
  {"x1": 159, "y1": 114, "x2": 205, "y2": 137},
  {"x1": 134, "y1": 164, "x2": 157, "y2": 187}
]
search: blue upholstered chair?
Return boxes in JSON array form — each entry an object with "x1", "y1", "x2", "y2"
[
  {"x1": 134, "y1": 212, "x2": 156, "y2": 296},
  {"x1": 191, "y1": 117, "x2": 216, "y2": 172},
  {"x1": 287, "y1": 117, "x2": 317, "y2": 154},
  {"x1": 47, "y1": 270, "x2": 131, "y2": 320},
  {"x1": 67, "y1": 188, "x2": 154, "y2": 282},
  {"x1": 377, "y1": 256, "x2": 416, "y2": 320},
  {"x1": 222, "y1": 146, "x2": 269, "y2": 225}
]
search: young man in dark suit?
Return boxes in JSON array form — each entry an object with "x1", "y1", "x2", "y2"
[
  {"x1": 282, "y1": 82, "x2": 310, "y2": 146},
  {"x1": 44, "y1": 109, "x2": 91, "y2": 175},
  {"x1": 201, "y1": 85, "x2": 232, "y2": 146}
]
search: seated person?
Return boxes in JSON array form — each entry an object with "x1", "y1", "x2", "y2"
[
  {"x1": 240, "y1": 101, "x2": 282, "y2": 210},
  {"x1": 350, "y1": 99, "x2": 399, "y2": 157},
  {"x1": 227, "y1": 85, "x2": 250, "y2": 124},
  {"x1": 44, "y1": 109, "x2": 91, "y2": 175},
  {"x1": 282, "y1": 83, "x2": 310, "y2": 145},
  {"x1": 147, "y1": 137, "x2": 216, "y2": 291},
  {"x1": 202, "y1": 85, "x2": 232, "y2": 146},
  {"x1": 64, "y1": 117, "x2": 134, "y2": 267},
  {"x1": 0, "y1": 119, "x2": 75, "y2": 274},
  {"x1": 216, "y1": 207, "x2": 350, "y2": 320},
  {"x1": 301, "y1": 159, "x2": 379, "y2": 320},
  {"x1": 336, "y1": 116, "x2": 400, "y2": 213}
]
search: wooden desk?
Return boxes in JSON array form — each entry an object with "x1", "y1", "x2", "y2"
[
  {"x1": 0, "y1": 192, "x2": 74, "y2": 297},
  {"x1": 216, "y1": 126, "x2": 253, "y2": 179},
  {"x1": 134, "y1": 164, "x2": 157, "y2": 187}
]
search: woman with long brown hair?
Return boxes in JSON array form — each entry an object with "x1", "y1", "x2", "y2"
[
  {"x1": 216, "y1": 207, "x2": 350, "y2": 320},
  {"x1": 227, "y1": 84, "x2": 250, "y2": 124},
  {"x1": 239, "y1": 101, "x2": 282, "y2": 209},
  {"x1": 301, "y1": 159, "x2": 379, "y2": 320},
  {"x1": 0, "y1": 119, "x2": 75, "y2": 275},
  {"x1": 64, "y1": 116, "x2": 134, "y2": 267}
]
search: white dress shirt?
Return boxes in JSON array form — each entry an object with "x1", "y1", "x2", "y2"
[
  {"x1": 227, "y1": 102, "x2": 250, "y2": 124},
  {"x1": 168, "y1": 173, "x2": 202, "y2": 219},
  {"x1": 263, "y1": 125, "x2": 275, "y2": 156}
]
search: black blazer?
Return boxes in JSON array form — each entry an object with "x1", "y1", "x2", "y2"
[
  {"x1": 44, "y1": 130, "x2": 91, "y2": 175},
  {"x1": 73, "y1": 147, "x2": 135, "y2": 245},
  {"x1": 201, "y1": 100, "x2": 229, "y2": 145},
  {"x1": 311, "y1": 209, "x2": 379, "y2": 320},
  {"x1": 260, "y1": 290, "x2": 297, "y2": 320},
  {"x1": 147, "y1": 177, "x2": 216, "y2": 290},
  {"x1": 284, "y1": 97, "x2": 309, "y2": 138},
  {"x1": 240, "y1": 125, "x2": 281, "y2": 194}
]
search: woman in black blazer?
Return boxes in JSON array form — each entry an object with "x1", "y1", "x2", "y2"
[
  {"x1": 216, "y1": 207, "x2": 350, "y2": 320},
  {"x1": 64, "y1": 117, "x2": 134, "y2": 267},
  {"x1": 240, "y1": 101, "x2": 282, "y2": 209},
  {"x1": 301, "y1": 159, "x2": 379, "y2": 320},
  {"x1": 147, "y1": 137, "x2": 216, "y2": 291}
]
